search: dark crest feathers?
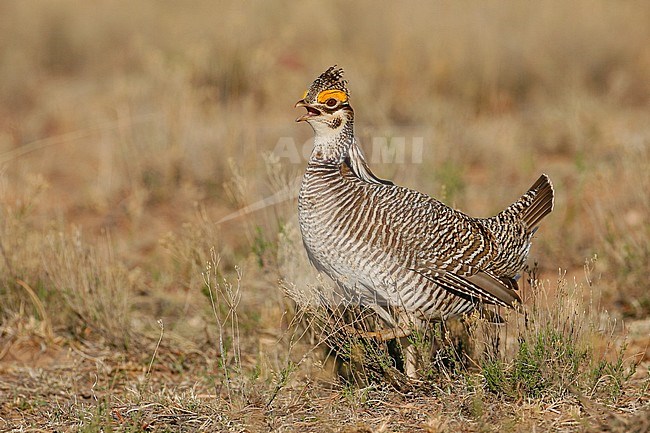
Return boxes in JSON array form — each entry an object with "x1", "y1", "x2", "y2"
[{"x1": 304, "y1": 65, "x2": 350, "y2": 103}]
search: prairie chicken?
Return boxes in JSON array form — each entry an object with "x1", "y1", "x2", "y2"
[{"x1": 295, "y1": 66, "x2": 553, "y2": 346}]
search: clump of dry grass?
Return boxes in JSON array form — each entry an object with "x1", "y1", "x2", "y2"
[
  {"x1": 42, "y1": 229, "x2": 137, "y2": 348},
  {"x1": 0, "y1": 174, "x2": 50, "y2": 313},
  {"x1": 474, "y1": 259, "x2": 637, "y2": 402},
  {"x1": 0, "y1": 172, "x2": 137, "y2": 348}
]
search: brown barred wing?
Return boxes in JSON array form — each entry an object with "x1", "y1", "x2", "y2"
[{"x1": 415, "y1": 206, "x2": 520, "y2": 307}]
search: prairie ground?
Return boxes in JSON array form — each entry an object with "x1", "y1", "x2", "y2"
[{"x1": 0, "y1": 1, "x2": 649, "y2": 431}]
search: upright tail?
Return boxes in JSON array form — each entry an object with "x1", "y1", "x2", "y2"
[{"x1": 503, "y1": 174, "x2": 555, "y2": 233}]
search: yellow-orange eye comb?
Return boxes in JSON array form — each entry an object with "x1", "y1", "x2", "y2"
[{"x1": 317, "y1": 89, "x2": 348, "y2": 104}]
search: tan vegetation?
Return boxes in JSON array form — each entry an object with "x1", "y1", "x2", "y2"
[{"x1": 0, "y1": 1, "x2": 649, "y2": 431}]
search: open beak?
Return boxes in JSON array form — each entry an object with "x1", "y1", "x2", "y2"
[{"x1": 295, "y1": 100, "x2": 321, "y2": 122}]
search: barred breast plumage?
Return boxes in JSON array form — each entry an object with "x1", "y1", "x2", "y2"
[{"x1": 295, "y1": 66, "x2": 554, "y2": 326}]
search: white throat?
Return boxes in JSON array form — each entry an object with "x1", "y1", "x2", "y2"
[{"x1": 308, "y1": 119, "x2": 352, "y2": 163}]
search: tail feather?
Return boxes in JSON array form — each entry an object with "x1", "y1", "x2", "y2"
[{"x1": 518, "y1": 174, "x2": 554, "y2": 231}]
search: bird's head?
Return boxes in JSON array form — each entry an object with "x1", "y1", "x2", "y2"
[{"x1": 295, "y1": 66, "x2": 353, "y2": 137}]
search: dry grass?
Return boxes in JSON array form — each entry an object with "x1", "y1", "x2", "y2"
[{"x1": 1, "y1": 1, "x2": 650, "y2": 431}]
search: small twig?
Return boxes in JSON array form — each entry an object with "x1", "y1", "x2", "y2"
[
  {"x1": 203, "y1": 249, "x2": 232, "y2": 397},
  {"x1": 147, "y1": 319, "x2": 164, "y2": 377}
]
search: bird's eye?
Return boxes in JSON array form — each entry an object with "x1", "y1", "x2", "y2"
[{"x1": 325, "y1": 98, "x2": 338, "y2": 107}]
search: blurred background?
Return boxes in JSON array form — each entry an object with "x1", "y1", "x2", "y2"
[{"x1": 1, "y1": 0, "x2": 649, "y2": 358}]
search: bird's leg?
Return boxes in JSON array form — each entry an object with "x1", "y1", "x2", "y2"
[
  {"x1": 340, "y1": 322, "x2": 422, "y2": 378},
  {"x1": 398, "y1": 313, "x2": 426, "y2": 378},
  {"x1": 401, "y1": 336, "x2": 418, "y2": 378},
  {"x1": 339, "y1": 303, "x2": 412, "y2": 340}
]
